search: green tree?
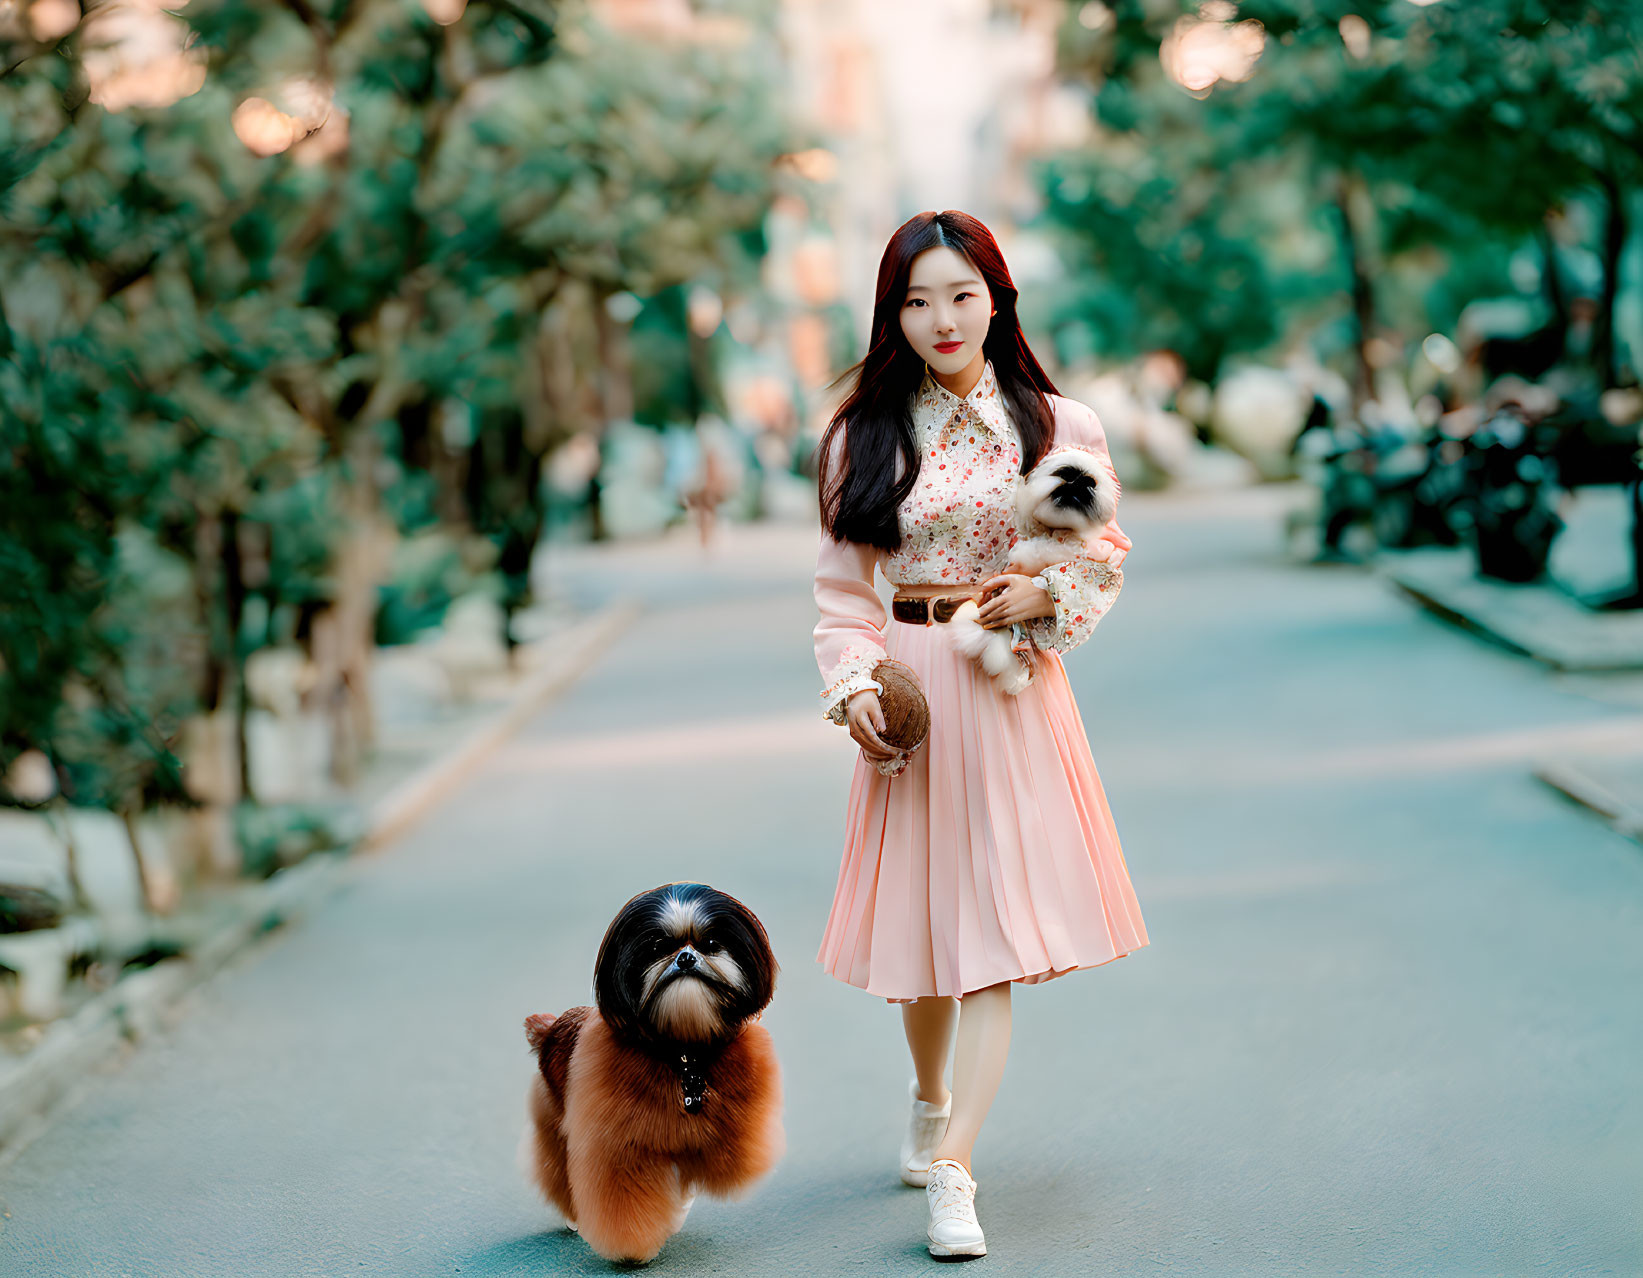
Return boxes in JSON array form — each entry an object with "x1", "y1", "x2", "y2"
[
  {"x1": 1044, "y1": 0, "x2": 1643, "y2": 394},
  {"x1": 1, "y1": 0, "x2": 789, "y2": 861}
]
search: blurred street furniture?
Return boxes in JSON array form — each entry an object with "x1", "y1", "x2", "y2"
[
  {"x1": 1553, "y1": 389, "x2": 1643, "y2": 610},
  {"x1": 1294, "y1": 390, "x2": 1552, "y2": 574},
  {"x1": 0, "y1": 882, "x2": 64, "y2": 936},
  {"x1": 1296, "y1": 375, "x2": 1643, "y2": 598},
  {"x1": 1451, "y1": 380, "x2": 1642, "y2": 592},
  {"x1": 1077, "y1": 370, "x2": 1195, "y2": 489},
  {"x1": 1072, "y1": 359, "x2": 1258, "y2": 492},
  {"x1": 1211, "y1": 364, "x2": 1317, "y2": 482},
  {"x1": 417, "y1": 594, "x2": 512, "y2": 703},
  {"x1": 1461, "y1": 400, "x2": 1565, "y2": 583},
  {"x1": 1294, "y1": 406, "x2": 1470, "y2": 561},
  {"x1": 600, "y1": 423, "x2": 678, "y2": 540}
]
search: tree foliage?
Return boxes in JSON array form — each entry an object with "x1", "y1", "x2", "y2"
[
  {"x1": 1042, "y1": 0, "x2": 1643, "y2": 389},
  {"x1": 0, "y1": 0, "x2": 790, "y2": 815}
]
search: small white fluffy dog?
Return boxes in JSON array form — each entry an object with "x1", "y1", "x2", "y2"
[{"x1": 944, "y1": 446, "x2": 1120, "y2": 694}]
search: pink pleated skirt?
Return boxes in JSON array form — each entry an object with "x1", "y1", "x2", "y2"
[{"x1": 816, "y1": 617, "x2": 1149, "y2": 1002}]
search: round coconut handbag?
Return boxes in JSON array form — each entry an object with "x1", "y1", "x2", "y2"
[{"x1": 867, "y1": 658, "x2": 929, "y2": 778}]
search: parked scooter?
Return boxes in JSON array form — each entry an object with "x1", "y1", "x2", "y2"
[
  {"x1": 1293, "y1": 402, "x2": 1468, "y2": 558},
  {"x1": 1457, "y1": 404, "x2": 1564, "y2": 582},
  {"x1": 1363, "y1": 423, "x2": 1469, "y2": 551}
]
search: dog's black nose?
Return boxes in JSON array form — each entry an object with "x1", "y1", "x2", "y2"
[{"x1": 675, "y1": 950, "x2": 697, "y2": 969}]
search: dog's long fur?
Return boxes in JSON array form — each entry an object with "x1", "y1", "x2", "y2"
[
  {"x1": 520, "y1": 1009, "x2": 783, "y2": 1262},
  {"x1": 520, "y1": 885, "x2": 783, "y2": 1264},
  {"x1": 944, "y1": 447, "x2": 1121, "y2": 693}
]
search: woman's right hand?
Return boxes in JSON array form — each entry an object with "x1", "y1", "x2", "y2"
[{"x1": 845, "y1": 689, "x2": 901, "y2": 763}]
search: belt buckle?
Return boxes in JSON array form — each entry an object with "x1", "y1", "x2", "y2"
[{"x1": 893, "y1": 590, "x2": 979, "y2": 625}]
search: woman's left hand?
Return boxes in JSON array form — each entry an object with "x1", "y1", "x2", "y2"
[
  {"x1": 1087, "y1": 538, "x2": 1128, "y2": 569},
  {"x1": 977, "y1": 574, "x2": 1054, "y2": 628}
]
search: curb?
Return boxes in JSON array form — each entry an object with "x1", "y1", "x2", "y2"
[
  {"x1": 360, "y1": 598, "x2": 641, "y2": 852},
  {"x1": 1534, "y1": 757, "x2": 1643, "y2": 846},
  {"x1": 0, "y1": 851, "x2": 345, "y2": 1166},
  {"x1": 0, "y1": 597, "x2": 640, "y2": 1160},
  {"x1": 1377, "y1": 550, "x2": 1643, "y2": 671}
]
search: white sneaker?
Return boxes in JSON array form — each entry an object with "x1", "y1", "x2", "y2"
[
  {"x1": 925, "y1": 1159, "x2": 986, "y2": 1258},
  {"x1": 900, "y1": 1079, "x2": 952, "y2": 1187}
]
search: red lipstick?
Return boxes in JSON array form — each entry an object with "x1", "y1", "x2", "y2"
[{"x1": 933, "y1": 341, "x2": 963, "y2": 353}]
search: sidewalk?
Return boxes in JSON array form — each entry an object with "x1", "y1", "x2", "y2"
[
  {"x1": 1369, "y1": 489, "x2": 1643, "y2": 848},
  {"x1": 1379, "y1": 547, "x2": 1643, "y2": 671},
  {"x1": 0, "y1": 586, "x2": 638, "y2": 1155}
]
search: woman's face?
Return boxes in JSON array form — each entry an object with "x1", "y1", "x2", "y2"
[{"x1": 899, "y1": 245, "x2": 993, "y2": 379}]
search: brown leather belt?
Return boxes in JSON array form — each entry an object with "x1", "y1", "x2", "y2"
[{"x1": 892, "y1": 589, "x2": 985, "y2": 625}]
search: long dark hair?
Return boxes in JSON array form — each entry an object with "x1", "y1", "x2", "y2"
[{"x1": 816, "y1": 210, "x2": 1060, "y2": 549}]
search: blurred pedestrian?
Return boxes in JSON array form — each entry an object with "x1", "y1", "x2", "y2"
[{"x1": 680, "y1": 417, "x2": 740, "y2": 549}]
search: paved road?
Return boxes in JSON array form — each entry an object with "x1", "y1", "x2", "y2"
[{"x1": 3, "y1": 489, "x2": 1640, "y2": 1276}]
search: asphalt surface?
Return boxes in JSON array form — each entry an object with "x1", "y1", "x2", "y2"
[{"x1": 3, "y1": 488, "x2": 1640, "y2": 1276}]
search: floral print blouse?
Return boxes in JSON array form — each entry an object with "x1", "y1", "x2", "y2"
[{"x1": 814, "y1": 360, "x2": 1130, "y2": 723}]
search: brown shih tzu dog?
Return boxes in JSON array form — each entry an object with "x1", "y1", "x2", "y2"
[{"x1": 519, "y1": 883, "x2": 783, "y2": 1263}]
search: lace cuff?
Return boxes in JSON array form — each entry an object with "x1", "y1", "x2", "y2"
[
  {"x1": 1023, "y1": 557, "x2": 1122, "y2": 656},
  {"x1": 820, "y1": 645, "x2": 885, "y2": 723}
]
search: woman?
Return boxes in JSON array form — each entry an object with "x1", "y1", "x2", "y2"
[{"x1": 812, "y1": 210, "x2": 1149, "y2": 1260}]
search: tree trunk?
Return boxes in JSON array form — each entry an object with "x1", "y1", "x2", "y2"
[
  {"x1": 588, "y1": 291, "x2": 634, "y2": 543},
  {"x1": 119, "y1": 807, "x2": 155, "y2": 914},
  {"x1": 222, "y1": 510, "x2": 252, "y2": 803},
  {"x1": 183, "y1": 515, "x2": 245, "y2": 879},
  {"x1": 311, "y1": 435, "x2": 391, "y2": 787},
  {"x1": 1593, "y1": 169, "x2": 1626, "y2": 390},
  {"x1": 49, "y1": 794, "x2": 89, "y2": 910},
  {"x1": 1630, "y1": 474, "x2": 1643, "y2": 604},
  {"x1": 592, "y1": 292, "x2": 635, "y2": 424},
  {"x1": 1538, "y1": 218, "x2": 1568, "y2": 335},
  {"x1": 312, "y1": 542, "x2": 382, "y2": 787},
  {"x1": 194, "y1": 515, "x2": 227, "y2": 714},
  {"x1": 1332, "y1": 173, "x2": 1377, "y2": 415},
  {"x1": 178, "y1": 709, "x2": 241, "y2": 876},
  {"x1": 687, "y1": 315, "x2": 718, "y2": 422}
]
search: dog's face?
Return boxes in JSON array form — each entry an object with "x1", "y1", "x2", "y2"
[
  {"x1": 594, "y1": 884, "x2": 777, "y2": 1049},
  {"x1": 1016, "y1": 448, "x2": 1119, "y2": 532},
  {"x1": 1037, "y1": 464, "x2": 1103, "y2": 524}
]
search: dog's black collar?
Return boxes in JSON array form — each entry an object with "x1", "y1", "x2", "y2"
[
  {"x1": 615, "y1": 1028, "x2": 727, "y2": 1116},
  {"x1": 675, "y1": 1047, "x2": 715, "y2": 1116}
]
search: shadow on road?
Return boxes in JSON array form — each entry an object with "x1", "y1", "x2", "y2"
[{"x1": 458, "y1": 1225, "x2": 721, "y2": 1275}]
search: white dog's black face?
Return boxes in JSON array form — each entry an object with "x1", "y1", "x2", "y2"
[
  {"x1": 1016, "y1": 448, "x2": 1119, "y2": 532},
  {"x1": 594, "y1": 884, "x2": 777, "y2": 1048}
]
